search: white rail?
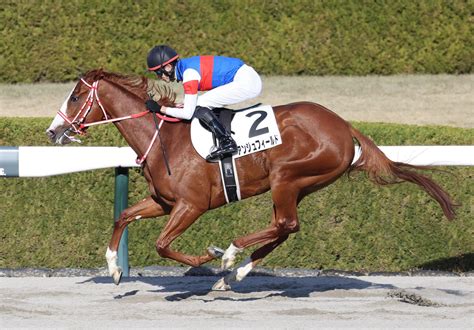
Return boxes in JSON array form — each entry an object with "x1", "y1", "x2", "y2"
[{"x1": 0, "y1": 145, "x2": 473, "y2": 177}]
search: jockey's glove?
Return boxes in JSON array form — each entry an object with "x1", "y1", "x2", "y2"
[{"x1": 145, "y1": 99, "x2": 161, "y2": 113}]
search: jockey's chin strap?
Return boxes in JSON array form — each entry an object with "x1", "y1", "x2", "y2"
[{"x1": 57, "y1": 78, "x2": 180, "y2": 168}]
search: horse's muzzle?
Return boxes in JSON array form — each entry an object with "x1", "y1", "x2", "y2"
[{"x1": 46, "y1": 127, "x2": 78, "y2": 145}]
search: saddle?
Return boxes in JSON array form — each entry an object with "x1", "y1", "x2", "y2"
[{"x1": 190, "y1": 103, "x2": 283, "y2": 204}]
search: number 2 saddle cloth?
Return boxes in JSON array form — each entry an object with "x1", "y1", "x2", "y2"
[{"x1": 190, "y1": 104, "x2": 283, "y2": 203}]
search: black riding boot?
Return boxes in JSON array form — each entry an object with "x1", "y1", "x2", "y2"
[{"x1": 194, "y1": 107, "x2": 238, "y2": 161}]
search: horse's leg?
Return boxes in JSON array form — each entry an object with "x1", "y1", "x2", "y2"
[
  {"x1": 221, "y1": 186, "x2": 299, "y2": 269},
  {"x1": 214, "y1": 187, "x2": 300, "y2": 290},
  {"x1": 213, "y1": 235, "x2": 289, "y2": 291},
  {"x1": 155, "y1": 201, "x2": 220, "y2": 267},
  {"x1": 216, "y1": 160, "x2": 351, "y2": 291},
  {"x1": 106, "y1": 196, "x2": 168, "y2": 284}
]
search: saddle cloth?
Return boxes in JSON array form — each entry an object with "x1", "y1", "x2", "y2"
[
  {"x1": 190, "y1": 104, "x2": 282, "y2": 160},
  {"x1": 190, "y1": 104, "x2": 282, "y2": 203}
]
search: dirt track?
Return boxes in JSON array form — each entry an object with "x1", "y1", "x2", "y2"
[
  {"x1": 1, "y1": 74, "x2": 473, "y2": 127},
  {"x1": 1, "y1": 274, "x2": 472, "y2": 328}
]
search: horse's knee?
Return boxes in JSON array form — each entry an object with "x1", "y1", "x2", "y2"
[
  {"x1": 116, "y1": 208, "x2": 143, "y2": 227},
  {"x1": 276, "y1": 217, "x2": 300, "y2": 235},
  {"x1": 116, "y1": 209, "x2": 132, "y2": 224}
]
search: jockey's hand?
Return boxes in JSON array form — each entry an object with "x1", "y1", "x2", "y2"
[
  {"x1": 160, "y1": 106, "x2": 167, "y2": 115},
  {"x1": 145, "y1": 99, "x2": 161, "y2": 113}
]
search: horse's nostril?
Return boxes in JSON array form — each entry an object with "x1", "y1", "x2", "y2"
[{"x1": 46, "y1": 129, "x2": 56, "y2": 139}]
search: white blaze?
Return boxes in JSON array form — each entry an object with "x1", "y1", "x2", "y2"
[{"x1": 47, "y1": 86, "x2": 75, "y2": 131}]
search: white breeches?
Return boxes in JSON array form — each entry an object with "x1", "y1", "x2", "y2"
[{"x1": 197, "y1": 64, "x2": 262, "y2": 108}]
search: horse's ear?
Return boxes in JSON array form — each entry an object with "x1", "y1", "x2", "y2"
[
  {"x1": 92, "y1": 68, "x2": 105, "y2": 80},
  {"x1": 82, "y1": 69, "x2": 105, "y2": 81}
]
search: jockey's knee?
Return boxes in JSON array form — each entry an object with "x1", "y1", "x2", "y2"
[
  {"x1": 250, "y1": 80, "x2": 262, "y2": 98},
  {"x1": 193, "y1": 106, "x2": 213, "y2": 120},
  {"x1": 246, "y1": 88, "x2": 261, "y2": 100}
]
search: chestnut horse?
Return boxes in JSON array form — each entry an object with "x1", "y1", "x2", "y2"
[{"x1": 47, "y1": 69, "x2": 456, "y2": 290}]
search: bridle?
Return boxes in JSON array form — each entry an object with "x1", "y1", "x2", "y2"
[
  {"x1": 58, "y1": 78, "x2": 180, "y2": 165},
  {"x1": 57, "y1": 79, "x2": 111, "y2": 135}
]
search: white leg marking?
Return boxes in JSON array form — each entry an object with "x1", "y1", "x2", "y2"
[
  {"x1": 222, "y1": 243, "x2": 244, "y2": 270},
  {"x1": 106, "y1": 247, "x2": 122, "y2": 285},
  {"x1": 212, "y1": 256, "x2": 255, "y2": 290},
  {"x1": 105, "y1": 247, "x2": 119, "y2": 276},
  {"x1": 235, "y1": 257, "x2": 254, "y2": 282}
]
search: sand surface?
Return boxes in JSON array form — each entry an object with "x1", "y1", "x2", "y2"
[
  {"x1": 1, "y1": 75, "x2": 472, "y2": 127},
  {"x1": 1, "y1": 275, "x2": 473, "y2": 328}
]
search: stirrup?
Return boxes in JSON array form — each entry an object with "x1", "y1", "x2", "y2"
[{"x1": 206, "y1": 143, "x2": 237, "y2": 161}]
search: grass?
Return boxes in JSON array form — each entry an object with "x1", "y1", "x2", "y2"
[{"x1": 0, "y1": 118, "x2": 473, "y2": 271}]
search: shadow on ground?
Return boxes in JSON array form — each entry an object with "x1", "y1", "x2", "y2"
[{"x1": 80, "y1": 275, "x2": 394, "y2": 302}]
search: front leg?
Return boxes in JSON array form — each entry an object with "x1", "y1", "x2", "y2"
[
  {"x1": 106, "y1": 196, "x2": 169, "y2": 284},
  {"x1": 155, "y1": 201, "x2": 218, "y2": 267}
]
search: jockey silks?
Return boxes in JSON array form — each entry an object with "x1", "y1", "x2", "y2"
[
  {"x1": 175, "y1": 56, "x2": 244, "y2": 92},
  {"x1": 165, "y1": 56, "x2": 261, "y2": 120}
]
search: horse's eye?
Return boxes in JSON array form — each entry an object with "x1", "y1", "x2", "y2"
[{"x1": 70, "y1": 95, "x2": 79, "y2": 102}]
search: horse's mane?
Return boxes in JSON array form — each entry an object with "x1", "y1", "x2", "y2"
[{"x1": 83, "y1": 69, "x2": 177, "y2": 107}]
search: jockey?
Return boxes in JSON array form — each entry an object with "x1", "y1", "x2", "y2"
[{"x1": 146, "y1": 45, "x2": 262, "y2": 161}]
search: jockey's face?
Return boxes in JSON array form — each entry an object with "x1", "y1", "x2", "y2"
[{"x1": 158, "y1": 64, "x2": 174, "y2": 83}]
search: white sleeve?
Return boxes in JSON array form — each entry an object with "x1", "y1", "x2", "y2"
[
  {"x1": 165, "y1": 94, "x2": 197, "y2": 120},
  {"x1": 183, "y1": 68, "x2": 201, "y2": 83},
  {"x1": 165, "y1": 68, "x2": 201, "y2": 120}
]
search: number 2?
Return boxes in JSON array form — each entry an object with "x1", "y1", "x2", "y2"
[{"x1": 246, "y1": 111, "x2": 269, "y2": 138}]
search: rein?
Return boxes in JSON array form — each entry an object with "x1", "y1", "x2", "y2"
[{"x1": 58, "y1": 78, "x2": 179, "y2": 166}]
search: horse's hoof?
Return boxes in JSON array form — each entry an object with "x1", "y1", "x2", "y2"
[
  {"x1": 207, "y1": 246, "x2": 225, "y2": 259},
  {"x1": 222, "y1": 257, "x2": 236, "y2": 270},
  {"x1": 112, "y1": 269, "x2": 123, "y2": 285},
  {"x1": 212, "y1": 278, "x2": 231, "y2": 291}
]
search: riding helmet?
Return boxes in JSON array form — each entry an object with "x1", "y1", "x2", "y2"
[{"x1": 147, "y1": 45, "x2": 179, "y2": 71}]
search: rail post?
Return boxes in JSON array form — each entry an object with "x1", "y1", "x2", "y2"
[{"x1": 114, "y1": 167, "x2": 129, "y2": 277}]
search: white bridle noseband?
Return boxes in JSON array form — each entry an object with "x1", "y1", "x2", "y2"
[
  {"x1": 57, "y1": 79, "x2": 110, "y2": 135},
  {"x1": 57, "y1": 78, "x2": 182, "y2": 165}
]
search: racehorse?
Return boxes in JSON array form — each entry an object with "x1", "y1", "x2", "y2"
[{"x1": 46, "y1": 69, "x2": 456, "y2": 290}]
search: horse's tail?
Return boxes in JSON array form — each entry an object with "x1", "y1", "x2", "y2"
[{"x1": 348, "y1": 125, "x2": 457, "y2": 220}]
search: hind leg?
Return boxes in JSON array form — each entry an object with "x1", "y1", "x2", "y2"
[
  {"x1": 213, "y1": 235, "x2": 289, "y2": 291},
  {"x1": 221, "y1": 185, "x2": 299, "y2": 269},
  {"x1": 214, "y1": 170, "x2": 346, "y2": 291},
  {"x1": 106, "y1": 196, "x2": 169, "y2": 285},
  {"x1": 213, "y1": 187, "x2": 299, "y2": 290}
]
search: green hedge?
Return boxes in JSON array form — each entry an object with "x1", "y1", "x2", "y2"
[
  {"x1": 1, "y1": 0, "x2": 472, "y2": 83},
  {"x1": 1, "y1": 118, "x2": 473, "y2": 271}
]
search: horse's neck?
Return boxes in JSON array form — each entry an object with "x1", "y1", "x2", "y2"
[{"x1": 101, "y1": 80, "x2": 157, "y2": 157}]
